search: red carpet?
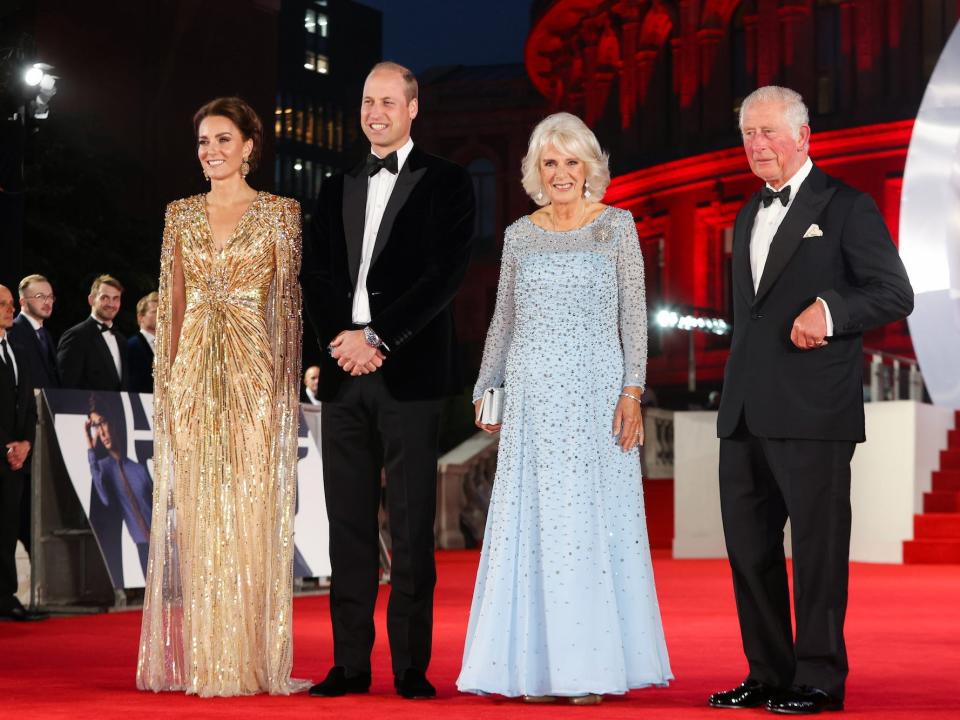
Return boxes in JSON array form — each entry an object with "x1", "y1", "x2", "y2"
[
  {"x1": 905, "y1": 411, "x2": 960, "y2": 563},
  {"x1": 1, "y1": 551, "x2": 958, "y2": 719}
]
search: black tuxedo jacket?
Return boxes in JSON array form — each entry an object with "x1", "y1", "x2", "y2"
[
  {"x1": 301, "y1": 145, "x2": 475, "y2": 401},
  {"x1": 0, "y1": 338, "x2": 36, "y2": 481},
  {"x1": 126, "y1": 331, "x2": 154, "y2": 394},
  {"x1": 7, "y1": 313, "x2": 60, "y2": 389},
  {"x1": 717, "y1": 163, "x2": 914, "y2": 442},
  {"x1": 57, "y1": 317, "x2": 129, "y2": 392}
]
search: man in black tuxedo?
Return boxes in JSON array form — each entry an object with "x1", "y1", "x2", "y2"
[
  {"x1": 0, "y1": 285, "x2": 46, "y2": 622},
  {"x1": 301, "y1": 365, "x2": 321, "y2": 405},
  {"x1": 301, "y1": 61, "x2": 474, "y2": 700},
  {"x1": 9, "y1": 274, "x2": 60, "y2": 390},
  {"x1": 127, "y1": 291, "x2": 157, "y2": 394},
  {"x1": 709, "y1": 87, "x2": 913, "y2": 715},
  {"x1": 57, "y1": 274, "x2": 128, "y2": 392}
]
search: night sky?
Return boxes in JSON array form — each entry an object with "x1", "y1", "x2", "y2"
[{"x1": 355, "y1": 0, "x2": 531, "y2": 72}]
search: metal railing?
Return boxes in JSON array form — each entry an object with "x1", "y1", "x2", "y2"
[{"x1": 864, "y1": 348, "x2": 926, "y2": 402}]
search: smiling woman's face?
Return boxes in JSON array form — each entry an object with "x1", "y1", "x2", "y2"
[
  {"x1": 197, "y1": 114, "x2": 253, "y2": 181},
  {"x1": 538, "y1": 144, "x2": 586, "y2": 207}
]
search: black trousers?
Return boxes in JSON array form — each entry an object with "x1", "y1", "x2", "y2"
[
  {"x1": 321, "y1": 372, "x2": 442, "y2": 677},
  {"x1": 0, "y1": 467, "x2": 25, "y2": 604},
  {"x1": 719, "y1": 418, "x2": 855, "y2": 698}
]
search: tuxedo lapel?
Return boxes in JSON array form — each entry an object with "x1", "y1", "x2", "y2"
[
  {"x1": 88, "y1": 318, "x2": 121, "y2": 384},
  {"x1": 754, "y1": 165, "x2": 836, "y2": 306},
  {"x1": 369, "y1": 155, "x2": 427, "y2": 269},
  {"x1": 342, "y1": 166, "x2": 368, "y2": 288},
  {"x1": 735, "y1": 194, "x2": 760, "y2": 305}
]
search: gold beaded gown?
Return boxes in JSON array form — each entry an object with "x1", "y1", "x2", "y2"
[{"x1": 137, "y1": 192, "x2": 310, "y2": 697}]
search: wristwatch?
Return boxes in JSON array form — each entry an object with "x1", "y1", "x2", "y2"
[{"x1": 363, "y1": 325, "x2": 385, "y2": 350}]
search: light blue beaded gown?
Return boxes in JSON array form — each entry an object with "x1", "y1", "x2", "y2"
[{"x1": 457, "y1": 206, "x2": 672, "y2": 698}]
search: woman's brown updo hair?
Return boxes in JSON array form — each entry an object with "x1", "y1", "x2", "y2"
[{"x1": 193, "y1": 96, "x2": 263, "y2": 172}]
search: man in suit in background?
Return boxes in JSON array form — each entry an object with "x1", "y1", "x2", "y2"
[
  {"x1": 8, "y1": 274, "x2": 60, "y2": 557},
  {"x1": 9, "y1": 274, "x2": 60, "y2": 390},
  {"x1": 127, "y1": 291, "x2": 157, "y2": 394},
  {"x1": 0, "y1": 285, "x2": 46, "y2": 622},
  {"x1": 301, "y1": 365, "x2": 321, "y2": 405},
  {"x1": 709, "y1": 86, "x2": 913, "y2": 715},
  {"x1": 301, "y1": 61, "x2": 474, "y2": 700},
  {"x1": 57, "y1": 275, "x2": 128, "y2": 392}
]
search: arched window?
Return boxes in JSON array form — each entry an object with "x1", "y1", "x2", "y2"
[{"x1": 467, "y1": 158, "x2": 496, "y2": 248}]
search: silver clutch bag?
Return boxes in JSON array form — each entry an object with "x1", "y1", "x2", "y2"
[{"x1": 477, "y1": 387, "x2": 505, "y2": 425}]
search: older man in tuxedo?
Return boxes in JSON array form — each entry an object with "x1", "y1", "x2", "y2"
[
  {"x1": 709, "y1": 87, "x2": 913, "y2": 714},
  {"x1": 0, "y1": 285, "x2": 46, "y2": 621},
  {"x1": 57, "y1": 275, "x2": 128, "y2": 391},
  {"x1": 301, "y1": 61, "x2": 474, "y2": 700}
]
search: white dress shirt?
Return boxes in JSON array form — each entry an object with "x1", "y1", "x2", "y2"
[
  {"x1": 94, "y1": 314, "x2": 123, "y2": 378},
  {"x1": 749, "y1": 157, "x2": 833, "y2": 335},
  {"x1": 305, "y1": 387, "x2": 321, "y2": 405},
  {"x1": 141, "y1": 329, "x2": 156, "y2": 353},
  {"x1": 352, "y1": 137, "x2": 415, "y2": 324},
  {"x1": 22, "y1": 311, "x2": 43, "y2": 331},
  {"x1": 0, "y1": 331, "x2": 19, "y2": 386}
]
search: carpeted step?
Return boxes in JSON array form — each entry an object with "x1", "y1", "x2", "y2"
[
  {"x1": 932, "y1": 470, "x2": 960, "y2": 492},
  {"x1": 903, "y1": 539, "x2": 960, "y2": 564},
  {"x1": 924, "y1": 491, "x2": 960, "y2": 512},
  {"x1": 941, "y1": 449, "x2": 960, "y2": 470},
  {"x1": 949, "y1": 429, "x2": 960, "y2": 447},
  {"x1": 914, "y1": 513, "x2": 960, "y2": 539}
]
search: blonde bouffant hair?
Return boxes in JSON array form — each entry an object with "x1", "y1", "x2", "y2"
[{"x1": 521, "y1": 112, "x2": 610, "y2": 206}]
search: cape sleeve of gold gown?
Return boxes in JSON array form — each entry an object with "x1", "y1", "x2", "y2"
[{"x1": 136, "y1": 196, "x2": 308, "y2": 695}]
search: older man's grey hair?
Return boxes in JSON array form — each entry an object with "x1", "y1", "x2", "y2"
[
  {"x1": 521, "y1": 112, "x2": 610, "y2": 206},
  {"x1": 739, "y1": 86, "x2": 810, "y2": 139}
]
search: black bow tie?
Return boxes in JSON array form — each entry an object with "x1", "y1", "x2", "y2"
[
  {"x1": 364, "y1": 151, "x2": 399, "y2": 176},
  {"x1": 97, "y1": 322, "x2": 113, "y2": 334},
  {"x1": 760, "y1": 185, "x2": 791, "y2": 208}
]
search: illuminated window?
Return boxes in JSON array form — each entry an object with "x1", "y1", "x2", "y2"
[
  {"x1": 316, "y1": 54, "x2": 329, "y2": 74},
  {"x1": 274, "y1": 104, "x2": 282, "y2": 137},
  {"x1": 305, "y1": 102, "x2": 314, "y2": 144},
  {"x1": 305, "y1": 9, "x2": 316, "y2": 34},
  {"x1": 304, "y1": 50, "x2": 316, "y2": 71},
  {"x1": 315, "y1": 105, "x2": 324, "y2": 147},
  {"x1": 316, "y1": 13, "x2": 329, "y2": 38},
  {"x1": 284, "y1": 103, "x2": 294, "y2": 137},
  {"x1": 295, "y1": 107, "x2": 304, "y2": 142}
]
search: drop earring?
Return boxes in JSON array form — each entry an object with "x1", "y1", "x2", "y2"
[
  {"x1": 536, "y1": 189, "x2": 544, "y2": 202},
  {"x1": 241, "y1": 158, "x2": 251, "y2": 178},
  {"x1": 583, "y1": 181, "x2": 591, "y2": 199},
  {"x1": 203, "y1": 169, "x2": 210, "y2": 181}
]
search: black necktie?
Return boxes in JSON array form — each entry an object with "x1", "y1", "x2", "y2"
[
  {"x1": 364, "y1": 151, "x2": 399, "y2": 177},
  {"x1": 0, "y1": 338, "x2": 16, "y2": 388},
  {"x1": 760, "y1": 185, "x2": 791, "y2": 208},
  {"x1": 36, "y1": 326, "x2": 51, "y2": 355}
]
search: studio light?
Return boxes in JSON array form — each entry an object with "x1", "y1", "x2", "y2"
[
  {"x1": 655, "y1": 308, "x2": 730, "y2": 335},
  {"x1": 23, "y1": 65, "x2": 43, "y2": 86}
]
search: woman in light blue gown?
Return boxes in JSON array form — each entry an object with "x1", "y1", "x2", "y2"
[{"x1": 457, "y1": 113, "x2": 672, "y2": 705}]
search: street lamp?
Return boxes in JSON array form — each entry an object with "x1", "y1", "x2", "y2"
[{"x1": 655, "y1": 306, "x2": 731, "y2": 392}]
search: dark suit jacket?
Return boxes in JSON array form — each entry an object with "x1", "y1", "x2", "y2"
[
  {"x1": 301, "y1": 145, "x2": 475, "y2": 401},
  {"x1": 0, "y1": 337, "x2": 37, "y2": 481},
  {"x1": 126, "y1": 331, "x2": 154, "y2": 394},
  {"x1": 7, "y1": 313, "x2": 60, "y2": 389},
  {"x1": 717, "y1": 163, "x2": 914, "y2": 442},
  {"x1": 57, "y1": 317, "x2": 129, "y2": 392}
]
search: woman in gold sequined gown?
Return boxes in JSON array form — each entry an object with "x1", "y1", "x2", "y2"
[{"x1": 137, "y1": 98, "x2": 309, "y2": 697}]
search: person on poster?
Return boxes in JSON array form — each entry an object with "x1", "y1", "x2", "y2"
[
  {"x1": 85, "y1": 398, "x2": 153, "y2": 574},
  {"x1": 709, "y1": 86, "x2": 913, "y2": 715},
  {"x1": 137, "y1": 97, "x2": 309, "y2": 697},
  {"x1": 457, "y1": 112, "x2": 672, "y2": 704},
  {"x1": 300, "y1": 61, "x2": 475, "y2": 700}
]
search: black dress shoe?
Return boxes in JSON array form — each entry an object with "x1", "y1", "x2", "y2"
[
  {"x1": 709, "y1": 680, "x2": 780, "y2": 709},
  {"x1": 0, "y1": 598, "x2": 49, "y2": 622},
  {"x1": 766, "y1": 686, "x2": 843, "y2": 714},
  {"x1": 308, "y1": 666, "x2": 371, "y2": 697},
  {"x1": 394, "y1": 668, "x2": 436, "y2": 699}
]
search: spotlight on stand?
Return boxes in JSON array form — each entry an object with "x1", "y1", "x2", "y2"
[{"x1": 22, "y1": 62, "x2": 57, "y2": 119}]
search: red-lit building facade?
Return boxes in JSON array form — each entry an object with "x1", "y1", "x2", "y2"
[{"x1": 523, "y1": 0, "x2": 959, "y2": 401}]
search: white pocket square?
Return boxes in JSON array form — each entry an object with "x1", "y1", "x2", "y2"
[{"x1": 803, "y1": 224, "x2": 823, "y2": 238}]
